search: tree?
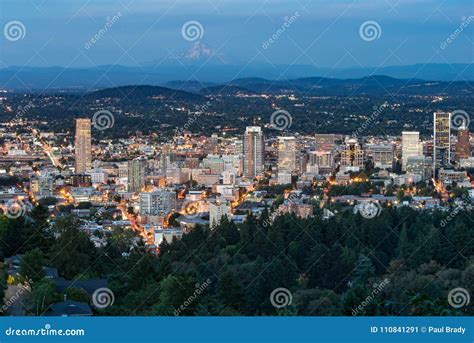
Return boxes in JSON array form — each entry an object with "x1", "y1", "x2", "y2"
[
  {"x1": 49, "y1": 216, "x2": 97, "y2": 279},
  {"x1": 154, "y1": 275, "x2": 199, "y2": 316},
  {"x1": 19, "y1": 249, "x2": 44, "y2": 282},
  {"x1": 0, "y1": 217, "x2": 26, "y2": 257},
  {"x1": 23, "y1": 204, "x2": 53, "y2": 252},
  {"x1": 65, "y1": 287, "x2": 90, "y2": 303},
  {"x1": 28, "y1": 279, "x2": 60, "y2": 315},
  {"x1": 353, "y1": 254, "x2": 375, "y2": 283},
  {"x1": 218, "y1": 270, "x2": 245, "y2": 311}
]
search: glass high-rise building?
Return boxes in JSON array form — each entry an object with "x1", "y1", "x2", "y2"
[
  {"x1": 128, "y1": 157, "x2": 147, "y2": 193},
  {"x1": 433, "y1": 111, "x2": 451, "y2": 172},
  {"x1": 455, "y1": 124, "x2": 470, "y2": 162},
  {"x1": 243, "y1": 126, "x2": 264, "y2": 179},
  {"x1": 277, "y1": 136, "x2": 297, "y2": 173},
  {"x1": 74, "y1": 118, "x2": 92, "y2": 174},
  {"x1": 401, "y1": 131, "x2": 422, "y2": 171}
]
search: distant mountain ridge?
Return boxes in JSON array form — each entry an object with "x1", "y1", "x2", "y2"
[
  {"x1": 1, "y1": 63, "x2": 472, "y2": 91},
  {"x1": 78, "y1": 75, "x2": 473, "y2": 100},
  {"x1": 196, "y1": 75, "x2": 473, "y2": 96},
  {"x1": 86, "y1": 85, "x2": 204, "y2": 101}
]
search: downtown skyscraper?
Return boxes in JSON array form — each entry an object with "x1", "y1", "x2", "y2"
[
  {"x1": 243, "y1": 126, "x2": 264, "y2": 179},
  {"x1": 401, "y1": 131, "x2": 422, "y2": 171},
  {"x1": 455, "y1": 124, "x2": 470, "y2": 162},
  {"x1": 277, "y1": 136, "x2": 297, "y2": 184},
  {"x1": 75, "y1": 118, "x2": 92, "y2": 174},
  {"x1": 128, "y1": 157, "x2": 147, "y2": 193},
  {"x1": 433, "y1": 111, "x2": 451, "y2": 172}
]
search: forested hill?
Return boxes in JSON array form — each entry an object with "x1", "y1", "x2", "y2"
[
  {"x1": 86, "y1": 85, "x2": 205, "y2": 102},
  {"x1": 3, "y1": 205, "x2": 471, "y2": 316}
]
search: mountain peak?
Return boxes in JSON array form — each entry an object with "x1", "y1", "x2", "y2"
[{"x1": 183, "y1": 42, "x2": 215, "y2": 59}]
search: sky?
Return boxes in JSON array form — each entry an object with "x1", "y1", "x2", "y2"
[{"x1": 0, "y1": 0, "x2": 473, "y2": 69}]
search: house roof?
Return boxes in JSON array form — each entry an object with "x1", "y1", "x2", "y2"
[
  {"x1": 46, "y1": 301, "x2": 92, "y2": 316},
  {"x1": 53, "y1": 277, "x2": 107, "y2": 296}
]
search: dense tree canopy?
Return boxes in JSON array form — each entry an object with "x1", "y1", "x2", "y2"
[{"x1": 1, "y1": 206, "x2": 473, "y2": 316}]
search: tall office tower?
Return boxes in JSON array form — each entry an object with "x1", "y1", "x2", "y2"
[
  {"x1": 366, "y1": 144, "x2": 394, "y2": 170},
  {"x1": 401, "y1": 131, "x2": 422, "y2": 171},
  {"x1": 433, "y1": 111, "x2": 451, "y2": 172},
  {"x1": 309, "y1": 150, "x2": 334, "y2": 173},
  {"x1": 340, "y1": 138, "x2": 365, "y2": 172},
  {"x1": 74, "y1": 118, "x2": 92, "y2": 174},
  {"x1": 128, "y1": 157, "x2": 147, "y2": 193},
  {"x1": 314, "y1": 134, "x2": 336, "y2": 151},
  {"x1": 160, "y1": 144, "x2": 173, "y2": 176},
  {"x1": 455, "y1": 124, "x2": 470, "y2": 162},
  {"x1": 233, "y1": 139, "x2": 243, "y2": 155},
  {"x1": 277, "y1": 136, "x2": 297, "y2": 173},
  {"x1": 243, "y1": 126, "x2": 264, "y2": 178}
]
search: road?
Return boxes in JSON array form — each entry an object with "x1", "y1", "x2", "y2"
[
  {"x1": 31, "y1": 128, "x2": 63, "y2": 169},
  {"x1": 117, "y1": 202, "x2": 155, "y2": 246}
]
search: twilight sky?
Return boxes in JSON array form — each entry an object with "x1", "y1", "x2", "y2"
[{"x1": 0, "y1": 0, "x2": 473, "y2": 68}]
